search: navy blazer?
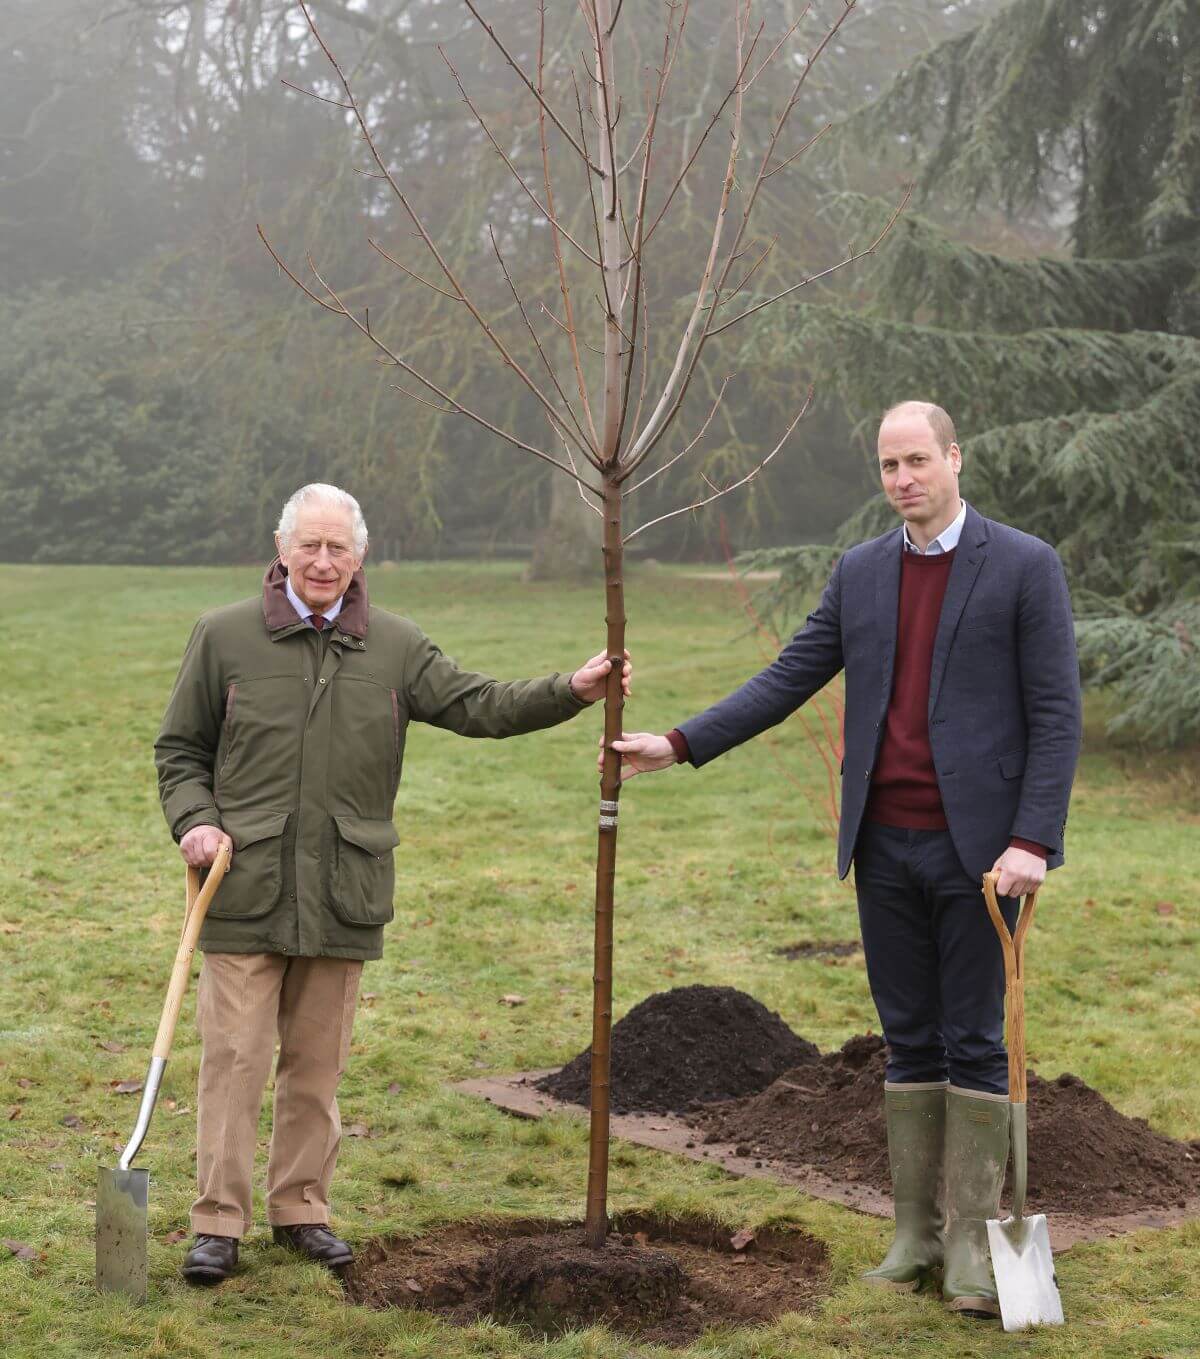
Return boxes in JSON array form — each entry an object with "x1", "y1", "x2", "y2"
[{"x1": 679, "y1": 506, "x2": 1082, "y2": 882}]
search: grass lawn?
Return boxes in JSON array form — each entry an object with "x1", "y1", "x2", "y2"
[{"x1": 1, "y1": 560, "x2": 1198, "y2": 1358}]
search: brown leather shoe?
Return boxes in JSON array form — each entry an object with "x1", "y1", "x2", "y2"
[
  {"x1": 181, "y1": 1233, "x2": 238, "y2": 1284},
  {"x1": 272, "y1": 1223, "x2": 353, "y2": 1269}
]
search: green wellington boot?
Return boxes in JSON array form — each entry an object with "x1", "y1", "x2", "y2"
[
  {"x1": 862, "y1": 1083, "x2": 947, "y2": 1290},
  {"x1": 942, "y1": 1086, "x2": 1011, "y2": 1318}
]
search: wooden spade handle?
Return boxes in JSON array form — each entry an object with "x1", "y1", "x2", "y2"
[
  {"x1": 981, "y1": 870, "x2": 1038, "y2": 1105},
  {"x1": 151, "y1": 844, "x2": 231, "y2": 1061}
]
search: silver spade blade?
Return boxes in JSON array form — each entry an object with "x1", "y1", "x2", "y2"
[
  {"x1": 96, "y1": 1165, "x2": 149, "y2": 1300},
  {"x1": 986, "y1": 1212, "x2": 1064, "y2": 1331}
]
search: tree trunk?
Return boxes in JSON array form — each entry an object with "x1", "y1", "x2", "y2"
[{"x1": 584, "y1": 469, "x2": 625, "y2": 1249}]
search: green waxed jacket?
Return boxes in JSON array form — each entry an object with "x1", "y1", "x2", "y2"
[{"x1": 155, "y1": 563, "x2": 588, "y2": 960}]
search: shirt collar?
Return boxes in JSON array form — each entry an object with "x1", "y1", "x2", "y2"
[
  {"x1": 284, "y1": 574, "x2": 345, "y2": 625},
  {"x1": 904, "y1": 499, "x2": 967, "y2": 555}
]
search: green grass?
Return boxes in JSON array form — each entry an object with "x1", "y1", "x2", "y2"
[{"x1": 1, "y1": 561, "x2": 1198, "y2": 1358}]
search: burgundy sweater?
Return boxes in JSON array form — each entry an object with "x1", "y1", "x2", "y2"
[
  {"x1": 865, "y1": 549, "x2": 955, "y2": 828},
  {"x1": 667, "y1": 545, "x2": 1046, "y2": 858}
]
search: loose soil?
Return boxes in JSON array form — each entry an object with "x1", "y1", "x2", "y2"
[
  {"x1": 773, "y1": 938, "x2": 862, "y2": 960},
  {"x1": 345, "y1": 1213, "x2": 830, "y2": 1346},
  {"x1": 536, "y1": 984, "x2": 819, "y2": 1114},
  {"x1": 693, "y1": 1034, "x2": 1200, "y2": 1217}
]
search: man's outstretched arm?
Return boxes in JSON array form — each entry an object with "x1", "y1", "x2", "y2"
[{"x1": 607, "y1": 555, "x2": 847, "y2": 780}]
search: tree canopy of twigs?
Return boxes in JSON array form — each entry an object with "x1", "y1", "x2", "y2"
[
  {"x1": 260, "y1": 0, "x2": 901, "y2": 1245},
  {"x1": 748, "y1": 0, "x2": 1200, "y2": 746},
  {"x1": 2, "y1": 0, "x2": 995, "y2": 566}
]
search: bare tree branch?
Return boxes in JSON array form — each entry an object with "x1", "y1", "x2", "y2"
[
  {"x1": 258, "y1": 226, "x2": 602, "y2": 496},
  {"x1": 631, "y1": 12, "x2": 763, "y2": 259},
  {"x1": 708, "y1": 185, "x2": 911, "y2": 336},
  {"x1": 488, "y1": 225, "x2": 601, "y2": 466},
  {"x1": 438, "y1": 44, "x2": 602, "y2": 267},
  {"x1": 763, "y1": 121, "x2": 832, "y2": 179},
  {"x1": 280, "y1": 77, "x2": 352, "y2": 110},
  {"x1": 623, "y1": 387, "x2": 813, "y2": 542},
  {"x1": 289, "y1": 0, "x2": 598, "y2": 468},
  {"x1": 622, "y1": 0, "x2": 754, "y2": 473},
  {"x1": 368, "y1": 237, "x2": 463, "y2": 302},
  {"x1": 621, "y1": 374, "x2": 734, "y2": 493},
  {"x1": 745, "y1": 2, "x2": 812, "y2": 88},
  {"x1": 718, "y1": 234, "x2": 779, "y2": 305},
  {"x1": 625, "y1": 0, "x2": 866, "y2": 474},
  {"x1": 460, "y1": 0, "x2": 605, "y2": 175},
  {"x1": 537, "y1": 2, "x2": 601, "y2": 453}
]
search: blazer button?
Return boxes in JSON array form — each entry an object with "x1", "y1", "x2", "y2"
[{"x1": 864, "y1": 769, "x2": 870, "y2": 780}]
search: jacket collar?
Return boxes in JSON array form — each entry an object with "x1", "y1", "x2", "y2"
[{"x1": 261, "y1": 558, "x2": 370, "y2": 640}]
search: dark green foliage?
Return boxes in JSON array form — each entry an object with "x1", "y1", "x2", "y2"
[
  {"x1": 0, "y1": 283, "x2": 319, "y2": 563},
  {"x1": 757, "y1": 0, "x2": 1200, "y2": 745}
]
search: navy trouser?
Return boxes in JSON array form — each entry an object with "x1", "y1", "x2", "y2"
[{"x1": 854, "y1": 822, "x2": 1019, "y2": 1095}]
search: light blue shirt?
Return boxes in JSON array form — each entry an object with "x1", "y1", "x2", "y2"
[
  {"x1": 903, "y1": 499, "x2": 967, "y2": 555},
  {"x1": 285, "y1": 575, "x2": 345, "y2": 626}
]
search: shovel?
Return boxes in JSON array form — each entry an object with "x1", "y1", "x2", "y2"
[
  {"x1": 96, "y1": 843, "x2": 231, "y2": 1299},
  {"x1": 981, "y1": 870, "x2": 1064, "y2": 1331}
]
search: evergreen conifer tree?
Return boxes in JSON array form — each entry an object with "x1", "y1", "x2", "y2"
[{"x1": 752, "y1": 0, "x2": 1199, "y2": 744}]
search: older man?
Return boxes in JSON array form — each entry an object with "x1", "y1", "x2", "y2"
[
  {"x1": 609, "y1": 403, "x2": 1081, "y2": 1318},
  {"x1": 156, "y1": 482, "x2": 627, "y2": 1284}
]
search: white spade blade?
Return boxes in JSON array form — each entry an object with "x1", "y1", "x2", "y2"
[{"x1": 986, "y1": 1213, "x2": 1064, "y2": 1331}]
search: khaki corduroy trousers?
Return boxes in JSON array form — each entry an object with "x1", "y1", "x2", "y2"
[{"x1": 190, "y1": 952, "x2": 362, "y2": 1238}]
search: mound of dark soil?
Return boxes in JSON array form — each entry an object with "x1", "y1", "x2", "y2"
[
  {"x1": 692, "y1": 1034, "x2": 1200, "y2": 1217},
  {"x1": 536, "y1": 985, "x2": 819, "y2": 1115},
  {"x1": 345, "y1": 1213, "x2": 829, "y2": 1346}
]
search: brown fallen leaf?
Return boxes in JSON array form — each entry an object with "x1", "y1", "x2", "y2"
[
  {"x1": 404, "y1": 1277, "x2": 423, "y2": 1293},
  {"x1": 16, "y1": 1078, "x2": 33, "y2": 1089},
  {"x1": 730, "y1": 1227, "x2": 755, "y2": 1252},
  {"x1": 499, "y1": 994, "x2": 526, "y2": 1007},
  {"x1": 112, "y1": 1080, "x2": 144, "y2": 1095},
  {"x1": 3, "y1": 1240, "x2": 37, "y2": 1262},
  {"x1": 361, "y1": 993, "x2": 378, "y2": 1007},
  {"x1": 61, "y1": 1115, "x2": 83, "y2": 1129},
  {"x1": 163, "y1": 1230, "x2": 188, "y2": 1245},
  {"x1": 1156, "y1": 901, "x2": 1177, "y2": 917},
  {"x1": 7, "y1": 1106, "x2": 21, "y2": 1121},
  {"x1": 387, "y1": 1082, "x2": 401, "y2": 1095},
  {"x1": 345, "y1": 1123, "x2": 370, "y2": 1138},
  {"x1": 633, "y1": 1232, "x2": 649, "y2": 1247},
  {"x1": 165, "y1": 1098, "x2": 177, "y2": 1111},
  {"x1": 98, "y1": 1040, "x2": 127, "y2": 1054},
  {"x1": 0, "y1": 923, "x2": 22, "y2": 935}
]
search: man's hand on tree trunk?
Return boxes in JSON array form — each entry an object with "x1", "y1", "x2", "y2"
[
  {"x1": 599, "y1": 732, "x2": 678, "y2": 780},
  {"x1": 569, "y1": 649, "x2": 632, "y2": 704}
]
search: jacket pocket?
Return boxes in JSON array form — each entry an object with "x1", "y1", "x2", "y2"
[
  {"x1": 998, "y1": 750, "x2": 1026, "y2": 779},
  {"x1": 331, "y1": 815, "x2": 400, "y2": 927},
  {"x1": 206, "y1": 808, "x2": 291, "y2": 920}
]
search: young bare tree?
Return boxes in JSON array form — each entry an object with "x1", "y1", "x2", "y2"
[{"x1": 261, "y1": 0, "x2": 904, "y2": 1250}]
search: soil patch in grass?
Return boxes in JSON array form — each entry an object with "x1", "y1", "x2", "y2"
[
  {"x1": 345, "y1": 1213, "x2": 829, "y2": 1346},
  {"x1": 773, "y1": 938, "x2": 862, "y2": 960},
  {"x1": 536, "y1": 985, "x2": 819, "y2": 1115},
  {"x1": 693, "y1": 1034, "x2": 1200, "y2": 1217}
]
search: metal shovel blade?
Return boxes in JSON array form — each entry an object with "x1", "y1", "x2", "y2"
[
  {"x1": 96, "y1": 1165, "x2": 149, "y2": 1300},
  {"x1": 986, "y1": 1212, "x2": 1063, "y2": 1331}
]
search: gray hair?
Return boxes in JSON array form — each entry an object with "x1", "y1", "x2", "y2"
[{"x1": 276, "y1": 482, "x2": 368, "y2": 557}]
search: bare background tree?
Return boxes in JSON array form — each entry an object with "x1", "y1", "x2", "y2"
[{"x1": 261, "y1": 0, "x2": 902, "y2": 1246}]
